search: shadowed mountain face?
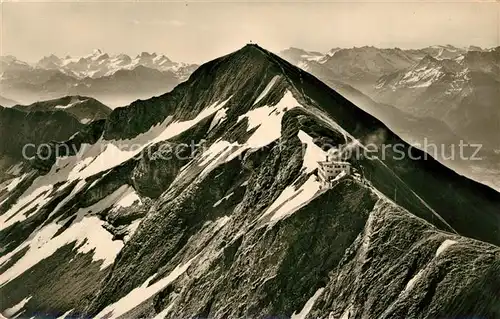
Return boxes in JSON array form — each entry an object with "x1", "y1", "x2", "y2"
[
  {"x1": 0, "y1": 95, "x2": 111, "y2": 186},
  {"x1": 13, "y1": 95, "x2": 112, "y2": 124},
  {"x1": 0, "y1": 106, "x2": 85, "y2": 184},
  {"x1": 0, "y1": 45, "x2": 499, "y2": 319},
  {"x1": 0, "y1": 107, "x2": 83, "y2": 156}
]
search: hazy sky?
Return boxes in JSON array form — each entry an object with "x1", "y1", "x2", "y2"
[{"x1": 1, "y1": 0, "x2": 499, "y2": 63}]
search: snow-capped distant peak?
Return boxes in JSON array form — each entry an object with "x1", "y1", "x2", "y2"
[{"x1": 29, "y1": 50, "x2": 195, "y2": 80}]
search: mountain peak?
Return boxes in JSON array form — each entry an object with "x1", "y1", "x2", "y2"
[
  {"x1": 204, "y1": 43, "x2": 274, "y2": 70},
  {"x1": 232, "y1": 43, "x2": 272, "y2": 59},
  {"x1": 241, "y1": 43, "x2": 264, "y2": 52}
]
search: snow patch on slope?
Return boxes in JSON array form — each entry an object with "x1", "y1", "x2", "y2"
[
  {"x1": 75, "y1": 96, "x2": 230, "y2": 179},
  {"x1": 213, "y1": 192, "x2": 234, "y2": 207},
  {"x1": 297, "y1": 130, "x2": 326, "y2": 173},
  {"x1": 193, "y1": 91, "x2": 303, "y2": 180},
  {"x1": 260, "y1": 174, "x2": 322, "y2": 223},
  {"x1": 398, "y1": 67, "x2": 444, "y2": 88},
  {"x1": 199, "y1": 140, "x2": 237, "y2": 167},
  {"x1": 124, "y1": 219, "x2": 142, "y2": 242},
  {"x1": 198, "y1": 140, "x2": 240, "y2": 177},
  {"x1": 6, "y1": 97, "x2": 234, "y2": 208},
  {"x1": 74, "y1": 218, "x2": 124, "y2": 269},
  {"x1": 2, "y1": 296, "x2": 32, "y2": 318},
  {"x1": 0, "y1": 185, "x2": 130, "y2": 286},
  {"x1": 5, "y1": 173, "x2": 28, "y2": 192},
  {"x1": 436, "y1": 239, "x2": 457, "y2": 257},
  {"x1": 95, "y1": 255, "x2": 199, "y2": 319},
  {"x1": 113, "y1": 187, "x2": 142, "y2": 210},
  {"x1": 446, "y1": 68, "x2": 470, "y2": 95},
  {"x1": 291, "y1": 288, "x2": 324, "y2": 319},
  {"x1": 404, "y1": 269, "x2": 425, "y2": 292},
  {"x1": 0, "y1": 184, "x2": 53, "y2": 231},
  {"x1": 208, "y1": 108, "x2": 228, "y2": 132},
  {"x1": 239, "y1": 90, "x2": 302, "y2": 149},
  {"x1": 54, "y1": 98, "x2": 88, "y2": 110},
  {"x1": 253, "y1": 75, "x2": 280, "y2": 106},
  {"x1": 56, "y1": 309, "x2": 74, "y2": 319},
  {"x1": 46, "y1": 179, "x2": 88, "y2": 221},
  {"x1": 340, "y1": 306, "x2": 354, "y2": 319}
]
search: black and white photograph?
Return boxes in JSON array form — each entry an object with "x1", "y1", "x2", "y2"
[{"x1": 0, "y1": 1, "x2": 499, "y2": 318}]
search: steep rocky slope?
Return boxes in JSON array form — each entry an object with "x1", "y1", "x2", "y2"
[
  {"x1": 1, "y1": 44, "x2": 499, "y2": 319},
  {"x1": 308, "y1": 201, "x2": 500, "y2": 319}
]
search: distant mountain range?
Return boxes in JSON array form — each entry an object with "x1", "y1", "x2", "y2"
[
  {"x1": 36, "y1": 49, "x2": 195, "y2": 80},
  {"x1": 280, "y1": 45, "x2": 495, "y2": 90},
  {"x1": 0, "y1": 50, "x2": 198, "y2": 108},
  {"x1": 279, "y1": 45, "x2": 500, "y2": 190}
]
